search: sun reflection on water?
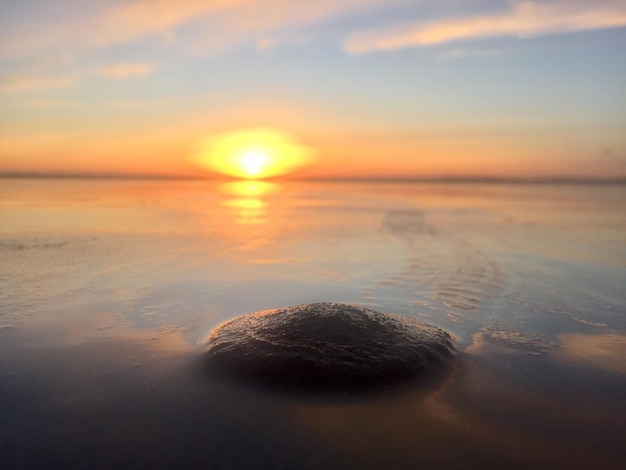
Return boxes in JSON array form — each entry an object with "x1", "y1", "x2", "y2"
[{"x1": 219, "y1": 180, "x2": 281, "y2": 225}]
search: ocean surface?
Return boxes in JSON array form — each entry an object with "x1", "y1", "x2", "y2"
[{"x1": 1, "y1": 178, "x2": 625, "y2": 468}]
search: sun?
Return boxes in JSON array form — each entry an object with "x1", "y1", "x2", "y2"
[
  {"x1": 193, "y1": 128, "x2": 314, "y2": 180},
  {"x1": 239, "y1": 150, "x2": 270, "y2": 178}
]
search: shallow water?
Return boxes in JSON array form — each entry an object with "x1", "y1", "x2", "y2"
[{"x1": 1, "y1": 178, "x2": 625, "y2": 468}]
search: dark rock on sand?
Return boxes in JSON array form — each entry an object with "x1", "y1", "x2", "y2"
[{"x1": 206, "y1": 302, "x2": 454, "y2": 390}]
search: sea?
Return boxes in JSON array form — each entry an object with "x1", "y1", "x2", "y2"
[{"x1": 1, "y1": 177, "x2": 625, "y2": 468}]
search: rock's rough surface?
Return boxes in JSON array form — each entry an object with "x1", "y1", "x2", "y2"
[{"x1": 206, "y1": 302, "x2": 454, "y2": 389}]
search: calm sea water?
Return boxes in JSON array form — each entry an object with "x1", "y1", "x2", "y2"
[{"x1": 1, "y1": 178, "x2": 625, "y2": 468}]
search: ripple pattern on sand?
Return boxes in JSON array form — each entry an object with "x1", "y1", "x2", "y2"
[{"x1": 372, "y1": 209, "x2": 508, "y2": 335}]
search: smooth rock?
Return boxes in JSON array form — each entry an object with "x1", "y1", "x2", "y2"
[{"x1": 206, "y1": 302, "x2": 455, "y2": 390}]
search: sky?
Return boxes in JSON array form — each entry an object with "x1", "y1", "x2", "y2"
[{"x1": 1, "y1": 0, "x2": 625, "y2": 179}]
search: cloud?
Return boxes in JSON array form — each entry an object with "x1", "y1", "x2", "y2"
[
  {"x1": 175, "y1": 0, "x2": 409, "y2": 56},
  {"x1": 0, "y1": 1, "x2": 232, "y2": 58},
  {"x1": 0, "y1": 62, "x2": 157, "y2": 94},
  {"x1": 96, "y1": 63, "x2": 158, "y2": 79},
  {"x1": 0, "y1": 0, "x2": 407, "y2": 88},
  {"x1": 0, "y1": 0, "x2": 404, "y2": 60},
  {"x1": 0, "y1": 75, "x2": 75, "y2": 93},
  {"x1": 344, "y1": 0, "x2": 626, "y2": 54}
]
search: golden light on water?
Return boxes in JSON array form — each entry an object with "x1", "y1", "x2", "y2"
[
  {"x1": 221, "y1": 180, "x2": 281, "y2": 198},
  {"x1": 194, "y1": 128, "x2": 314, "y2": 179},
  {"x1": 219, "y1": 180, "x2": 281, "y2": 225}
]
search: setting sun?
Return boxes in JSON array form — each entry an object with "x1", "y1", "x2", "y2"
[
  {"x1": 239, "y1": 150, "x2": 270, "y2": 178},
  {"x1": 193, "y1": 128, "x2": 314, "y2": 179}
]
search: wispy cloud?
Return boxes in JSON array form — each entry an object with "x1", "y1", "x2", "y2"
[
  {"x1": 0, "y1": 62, "x2": 157, "y2": 94},
  {"x1": 0, "y1": 0, "x2": 403, "y2": 59},
  {"x1": 0, "y1": 0, "x2": 407, "y2": 90},
  {"x1": 174, "y1": 0, "x2": 408, "y2": 56},
  {"x1": 0, "y1": 75, "x2": 75, "y2": 93},
  {"x1": 344, "y1": 1, "x2": 626, "y2": 54},
  {"x1": 0, "y1": 1, "x2": 230, "y2": 58},
  {"x1": 96, "y1": 63, "x2": 158, "y2": 79}
]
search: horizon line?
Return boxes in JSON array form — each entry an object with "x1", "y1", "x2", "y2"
[{"x1": 1, "y1": 171, "x2": 625, "y2": 185}]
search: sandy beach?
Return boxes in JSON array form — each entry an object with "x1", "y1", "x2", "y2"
[{"x1": 1, "y1": 178, "x2": 625, "y2": 468}]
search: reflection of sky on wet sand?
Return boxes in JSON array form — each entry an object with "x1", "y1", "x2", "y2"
[
  {"x1": 1, "y1": 178, "x2": 625, "y2": 467},
  {"x1": 290, "y1": 355, "x2": 625, "y2": 469},
  {"x1": 555, "y1": 333, "x2": 626, "y2": 374}
]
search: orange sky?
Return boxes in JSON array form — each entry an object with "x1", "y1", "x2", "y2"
[{"x1": 1, "y1": 1, "x2": 625, "y2": 179}]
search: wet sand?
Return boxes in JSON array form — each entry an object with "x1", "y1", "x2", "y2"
[
  {"x1": 1, "y1": 178, "x2": 625, "y2": 468},
  {"x1": 2, "y1": 331, "x2": 624, "y2": 469}
]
